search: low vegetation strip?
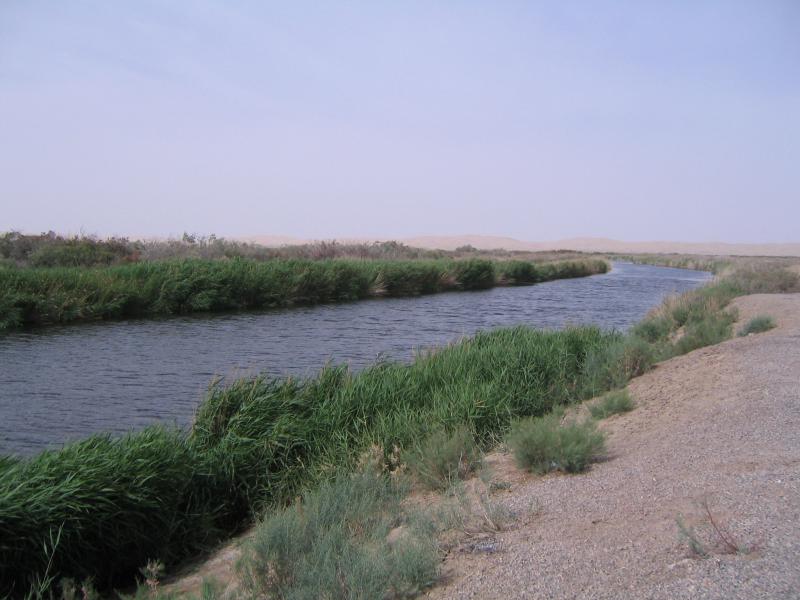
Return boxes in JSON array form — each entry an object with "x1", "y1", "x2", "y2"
[
  {"x1": 0, "y1": 257, "x2": 608, "y2": 330},
  {"x1": 1, "y1": 262, "x2": 797, "y2": 596}
]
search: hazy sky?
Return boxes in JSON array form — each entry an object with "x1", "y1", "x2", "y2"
[{"x1": 1, "y1": 1, "x2": 798, "y2": 242}]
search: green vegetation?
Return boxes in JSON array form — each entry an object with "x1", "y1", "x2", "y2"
[
  {"x1": 0, "y1": 427, "x2": 226, "y2": 591},
  {"x1": 3, "y1": 261, "x2": 796, "y2": 596},
  {"x1": 0, "y1": 257, "x2": 609, "y2": 331},
  {"x1": 739, "y1": 315, "x2": 776, "y2": 336},
  {"x1": 237, "y1": 470, "x2": 438, "y2": 600},
  {"x1": 588, "y1": 390, "x2": 635, "y2": 419},
  {"x1": 1, "y1": 325, "x2": 613, "y2": 593},
  {"x1": 619, "y1": 254, "x2": 732, "y2": 274},
  {"x1": 630, "y1": 263, "x2": 799, "y2": 360},
  {"x1": 506, "y1": 412, "x2": 606, "y2": 474},
  {"x1": 1, "y1": 231, "x2": 600, "y2": 267},
  {"x1": 403, "y1": 425, "x2": 482, "y2": 491}
]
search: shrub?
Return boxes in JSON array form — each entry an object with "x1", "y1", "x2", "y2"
[
  {"x1": 588, "y1": 390, "x2": 635, "y2": 419},
  {"x1": 403, "y1": 425, "x2": 482, "y2": 490},
  {"x1": 726, "y1": 265, "x2": 800, "y2": 294},
  {"x1": 738, "y1": 315, "x2": 776, "y2": 336},
  {"x1": 581, "y1": 334, "x2": 656, "y2": 397},
  {"x1": 673, "y1": 311, "x2": 735, "y2": 355},
  {"x1": 237, "y1": 471, "x2": 438, "y2": 600},
  {"x1": 506, "y1": 413, "x2": 606, "y2": 475}
]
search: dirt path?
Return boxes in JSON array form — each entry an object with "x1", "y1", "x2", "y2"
[{"x1": 426, "y1": 293, "x2": 800, "y2": 599}]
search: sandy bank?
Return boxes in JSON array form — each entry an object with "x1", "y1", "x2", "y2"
[{"x1": 427, "y1": 293, "x2": 800, "y2": 599}]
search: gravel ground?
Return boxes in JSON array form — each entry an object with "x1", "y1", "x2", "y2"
[{"x1": 426, "y1": 293, "x2": 800, "y2": 600}]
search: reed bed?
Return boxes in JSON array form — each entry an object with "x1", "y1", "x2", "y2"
[{"x1": 0, "y1": 257, "x2": 608, "y2": 330}]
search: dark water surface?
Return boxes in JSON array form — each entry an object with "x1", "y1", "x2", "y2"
[{"x1": 0, "y1": 262, "x2": 710, "y2": 456}]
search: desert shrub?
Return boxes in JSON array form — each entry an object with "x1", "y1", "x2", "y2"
[
  {"x1": 403, "y1": 425, "x2": 482, "y2": 490},
  {"x1": 588, "y1": 390, "x2": 635, "y2": 419},
  {"x1": 726, "y1": 265, "x2": 800, "y2": 294},
  {"x1": 506, "y1": 413, "x2": 606, "y2": 475},
  {"x1": 237, "y1": 471, "x2": 438, "y2": 600},
  {"x1": 738, "y1": 315, "x2": 776, "y2": 336},
  {"x1": 581, "y1": 334, "x2": 656, "y2": 397},
  {"x1": 673, "y1": 311, "x2": 735, "y2": 355},
  {"x1": 632, "y1": 314, "x2": 673, "y2": 343},
  {"x1": 0, "y1": 232, "x2": 135, "y2": 267}
]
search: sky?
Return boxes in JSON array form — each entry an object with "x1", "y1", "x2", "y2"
[{"x1": 1, "y1": 1, "x2": 798, "y2": 243}]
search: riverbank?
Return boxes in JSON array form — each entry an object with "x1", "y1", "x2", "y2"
[
  {"x1": 424, "y1": 292, "x2": 800, "y2": 599},
  {"x1": 0, "y1": 257, "x2": 608, "y2": 330},
  {"x1": 157, "y1": 273, "x2": 800, "y2": 599},
  {"x1": 2, "y1": 262, "x2": 796, "y2": 597}
]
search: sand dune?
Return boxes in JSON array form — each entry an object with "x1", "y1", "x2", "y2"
[{"x1": 243, "y1": 234, "x2": 800, "y2": 257}]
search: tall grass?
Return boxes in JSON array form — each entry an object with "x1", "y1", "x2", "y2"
[{"x1": 0, "y1": 257, "x2": 608, "y2": 330}]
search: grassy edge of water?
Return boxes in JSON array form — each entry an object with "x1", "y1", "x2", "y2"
[
  {"x1": 0, "y1": 257, "x2": 608, "y2": 331},
  {"x1": 2, "y1": 261, "x2": 798, "y2": 597}
]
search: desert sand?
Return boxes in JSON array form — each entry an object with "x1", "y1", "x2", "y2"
[{"x1": 242, "y1": 234, "x2": 800, "y2": 257}]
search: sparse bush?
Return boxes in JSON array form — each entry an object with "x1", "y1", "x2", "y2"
[
  {"x1": 677, "y1": 498, "x2": 757, "y2": 558},
  {"x1": 673, "y1": 311, "x2": 735, "y2": 355},
  {"x1": 589, "y1": 390, "x2": 635, "y2": 419},
  {"x1": 404, "y1": 425, "x2": 482, "y2": 490},
  {"x1": 506, "y1": 413, "x2": 606, "y2": 475},
  {"x1": 726, "y1": 265, "x2": 800, "y2": 294},
  {"x1": 581, "y1": 335, "x2": 656, "y2": 397},
  {"x1": 237, "y1": 471, "x2": 438, "y2": 600},
  {"x1": 739, "y1": 315, "x2": 775, "y2": 336}
]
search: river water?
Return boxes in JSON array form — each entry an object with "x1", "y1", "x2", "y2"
[{"x1": 0, "y1": 262, "x2": 710, "y2": 456}]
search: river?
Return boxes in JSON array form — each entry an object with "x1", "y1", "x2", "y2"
[{"x1": 0, "y1": 262, "x2": 710, "y2": 456}]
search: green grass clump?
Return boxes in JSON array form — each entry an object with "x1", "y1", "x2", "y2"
[
  {"x1": 738, "y1": 315, "x2": 776, "y2": 336},
  {"x1": 588, "y1": 390, "x2": 635, "y2": 419},
  {"x1": 581, "y1": 334, "x2": 656, "y2": 397},
  {"x1": 237, "y1": 471, "x2": 438, "y2": 600},
  {"x1": 673, "y1": 311, "x2": 736, "y2": 355},
  {"x1": 0, "y1": 427, "x2": 229, "y2": 593},
  {"x1": 0, "y1": 257, "x2": 609, "y2": 330},
  {"x1": 506, "y1": 413, "x2": 606, "y2": 475},
  {"x1": 403, "y1": 425, "x2": 482, "y2": 490}
]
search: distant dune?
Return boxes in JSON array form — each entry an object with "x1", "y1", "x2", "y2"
[{"x1": 242, "y1": 234, "x2": 800, "y2": 257}]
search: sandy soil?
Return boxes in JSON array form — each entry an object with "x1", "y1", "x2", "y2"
[
  {"x1": 426, "y1": 293, "x2": 800, "y2": 599},
  {"x1": 164, "y1": 293, "x2": 800, "y2": 598}
]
